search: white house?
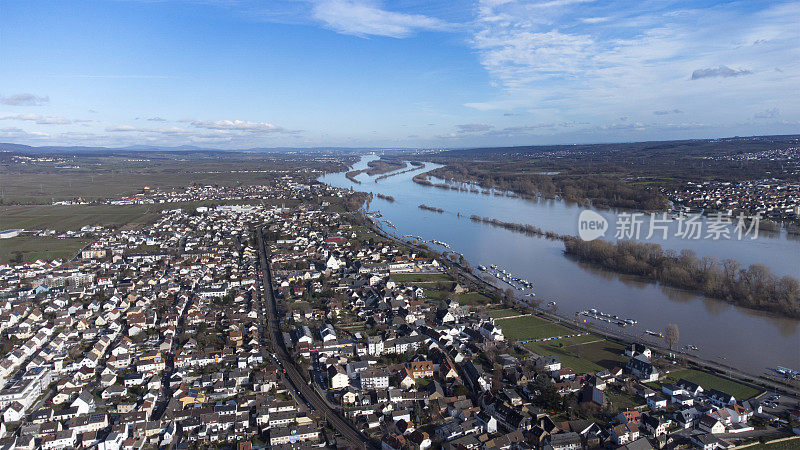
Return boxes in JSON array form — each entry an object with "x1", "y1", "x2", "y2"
[{"x1": 328, "y1": 365, "x2": 349, "y2": 390}]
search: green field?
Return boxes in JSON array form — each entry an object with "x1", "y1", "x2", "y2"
[
  {"x1": 487, "y1": 308, "x2": 521, "y2": 318},
  {"x1": 525, "y1": 340, "x2": 603, "y2": 374},
  {"x1": 495, "y1": 315, "x2": 573, "y2": 341},
  {"x1": 0, "y1": 198, "x2": 296, "y2": 263},
  {"x1": 606, "y1": 388, "x2": 644, "y2": 410},
  {"x1": 0, "y1": 166, "x2": 288, "y2": 203},
  {"x1": 0, "y1": 236, "x2": 90, "y2": 263},
  {"x1": 391, "y1": 273, "x2": 454, "y2": 283},
  {"x1": 419, "y1": 285, "x2": 492, "y2": 306},
  {"x1": 524, "y1": 335, "x2": 627, "y2": 374},
  {"x1": 664, "y1": 369, "x2": 762, "y2": 400},
  {"x1": 0, "y1": 204, "x2": 159, "y2": 232},
  {"x1": 454, "y1": 292, "x2": 493, "y2": 306}
]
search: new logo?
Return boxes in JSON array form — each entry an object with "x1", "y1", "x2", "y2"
[{"x1": 578, "y1": 210, "x2": 608, "y2": 241}]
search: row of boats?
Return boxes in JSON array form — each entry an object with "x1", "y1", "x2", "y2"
[
  {"x1": 402, "y1": 235, "x2": 452, "y2": 249},
  {"x1": 775, "y1": 366, "x2": 799, "y2": 379},
  {"x1": 581, "y1": 310, "x2": 701, "y2": 350},
  {"x1": 580, "y1": 309, "x2": 638, "y2": 327},
  {"x1": 477, "y1": 264, "x2": 535, "y2": 294}
]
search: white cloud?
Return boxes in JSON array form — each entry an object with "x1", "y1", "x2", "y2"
[
  {"x1": 465, "y1": 0, "x2": 800, "y2": 132},
  {"x1": 312, "y1": 0, "x2": 451, "y2": 38},
  {"x1": 1, "y1": 94, "x2": 49, "y2": 106},
  {"x1": 457, "y1": 123, "x2": 494, "y2": 133},
  {"x1": 754, "y1": 108, "x2": 780, "y2": 119},
  {"x1": 0, "y1": 113, "x2": 71, "y2": 125},
  {"x1": 189, "y1": 119, "x2": 286, "y2": 132},
  {"x1": 106, "y1": 125, "x2": 138, "y2": 132},
  {"x1": 0, "y1": 127, "x2": 49, "y2": 139},
  {"x1": 527, "y1": 0, "x2": 594, "y2": 9},
  {"x1": 580, "y1": 16, "x2": 608, "y2": 24}
]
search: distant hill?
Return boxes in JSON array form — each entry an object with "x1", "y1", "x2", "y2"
[
  {"x1": 0, "y1": 142, "x2": 399, "y2": 155},
  {"x1": 433, "y1": 135, "x2": 800, "y2": 160}
]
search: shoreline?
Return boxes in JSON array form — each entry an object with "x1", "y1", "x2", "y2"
[{"x1": 357, "y1": 209, "x2": 800, "y2": 398}]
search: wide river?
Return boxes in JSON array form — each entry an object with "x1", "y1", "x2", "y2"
[{"x1": 320, "y1": 155, "x2": 800, "y2": 376}]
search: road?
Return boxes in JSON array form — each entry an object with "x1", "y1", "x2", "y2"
[{"x1": 256, "y1": 228, "x2": 377, "y2": 450}]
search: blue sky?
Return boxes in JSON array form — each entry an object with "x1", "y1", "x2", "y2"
[{"x1": 0, "y1": 0, "x2": 797, "y2": 148}]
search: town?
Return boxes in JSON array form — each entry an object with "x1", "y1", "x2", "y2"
[
  {"x1": 668, "y1": 180, "x2": 800, "y2": 224},
  {"x1": 0, "y1": 176, "x2": 797, "y2": 450}
]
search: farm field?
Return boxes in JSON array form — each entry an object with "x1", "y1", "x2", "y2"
[
  {"x1": 0, "y1": 167, "x2": 284, "y2": 203},
  {"x1": 0, "y1": 236, "x2": 89, "y2": 264},
  {"x1": 0, "y1": 204, "x2": 158, "y2": 232}
]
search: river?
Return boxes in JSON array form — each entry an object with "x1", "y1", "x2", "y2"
[{"x1": 320, "y1": 155, "x2": 800, "y2": 376}]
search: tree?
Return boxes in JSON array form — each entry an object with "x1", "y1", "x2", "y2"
[
  {"x1": 503, "y1": 288, "x2": 515, "y2": 307},
  {"x1": 10, "y1": 251, "x2": 23, "y2": 264},
  {"x1": 664, "y1": 324, "x2": 679, "y2": 350},
  {"x1": 453, "y1": 384, "x2": 469, "y2": 397}
]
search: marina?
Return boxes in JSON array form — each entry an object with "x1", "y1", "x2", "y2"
[
  {"x1": 478, "y1": 264, "x2": 535, "y2": 292},
  {"x1": 775, "y1": 366, "x2": 799, "y2": 379},
  {"x1": 580, "y1": 308, "x2": 639, "y2": 327}
]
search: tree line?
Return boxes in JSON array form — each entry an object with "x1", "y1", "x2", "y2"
[
  {"x1": 563, "y1": 237, "x2": 800, "y2": 318},
  {"x1": 469, "y1": 215, "x2": 564, "y2": 240},
  {"x1": 430, "y1": 164, "x2": 669, "y2": 211},
  {"x1": 419, "y1": 204, "x2": 444, "y2": 213}
]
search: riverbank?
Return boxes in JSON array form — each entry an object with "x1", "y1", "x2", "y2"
[
  {"x1": 418, "y1": 202, "x2": 800, "y2": 320},
  {"x1": 320, "y1": 154, "x2": 800, "y2": 379},
  {"x1": 357, "y1": 209, "x2": 800, "y2": 398}
]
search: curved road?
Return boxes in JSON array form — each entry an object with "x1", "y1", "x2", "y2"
[{"x1": 256, "y1": 229, "x2": 377, "y2": 450}]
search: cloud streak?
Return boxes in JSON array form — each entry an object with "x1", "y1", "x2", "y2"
[
  {"x1": 1, "y1": 94, "x2": 49, "y2": 106},
  {"x1": 754, "y1": 108, "x2": 779, "y2": 119},
  {"x1": 312, "y1": 0, "x2": 451, "y2": 38},
  {"x1": 457, "y1": 123, "x2": 494, "y2": 133},
  {"x1": 0, "y1": 113, "x2": 71, "y2": 125},
  {"x1": 189, "y1": 119, "x2": 287, "y2": 132}
]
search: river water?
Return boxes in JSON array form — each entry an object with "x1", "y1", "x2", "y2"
[{"x1": 320, "y1": 155, "x2": 800, "y2": 376}]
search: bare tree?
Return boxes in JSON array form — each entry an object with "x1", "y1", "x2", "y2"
[
  {"x1": 504, "y1": 288, "x2": 515, "y2": 307},
  {"x1": 664, "y1": 324, "x2": 679, "y2": 350}
]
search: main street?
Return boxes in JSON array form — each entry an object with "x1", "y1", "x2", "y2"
[{"x1": 256, "y1": 228, "x2": 377, "y2": 450}]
